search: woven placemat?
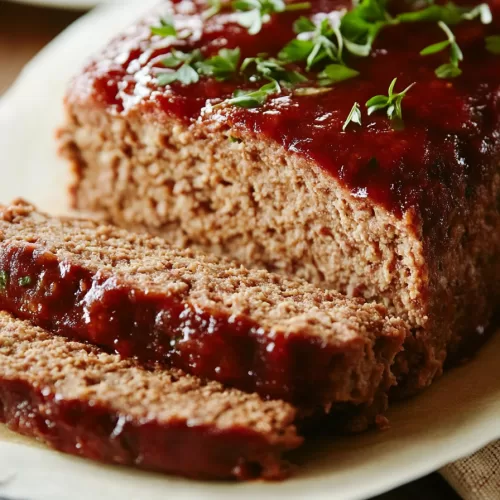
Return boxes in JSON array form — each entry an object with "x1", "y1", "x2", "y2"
[{"x1": 441, "y1": 441, "x2": 500, "y2": 500}]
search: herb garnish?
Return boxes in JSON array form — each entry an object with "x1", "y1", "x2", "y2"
[
  {"x1": 0, "y1": 271, "x2": 8, "y2": 291},
  {"x1": 420, "y1": 21, "x2": 462, "y2": 78},
  {"x1": 233, "y1": 0, "x2": 311, "y2": 35},
  {"x1": 279, "y1": 17, "x2": 345, "y2": 70},
  {"x1": 318, "y1": 64, "x2": 360, "y2": 85},
  {"x1": 196, "y1": 48, "x2": 241, "y2": 80},
  {"x1": 224, "y1": 80, "x2": 281, "y2": 107},
  {"x1": 203, "y1": 0, "x2": 222, "y2": 19},
  {"x1": 397, "y1": 2, "x2": 491, "y2": 25},
  {"x1": 223, "y1": 55, "x2": 306, "y2": 107},
  {"x1": 343, "y1": 102, "x2": 362, "y2": 130},
  {"x1": 486, "y1": 35, "x2": 500, "y2": 54},
  {"x1": 150, "y1": 18, "x2": 177, "y2": 37},
  {"x1": 341, "y1": 0, "x2": 396, "y2": 57},
  {"x1": 19, "y1": 276, "x2": 32, "y2": 287},
  {"x1": 366, "y1": 78, "x2": 415, "y2": 125},
  {"x1": 241, "y1": 55, "x2": 307, "y2": 85},
  {"x1": 158, "y1": 48, "x2": 240, "y2": 85}
]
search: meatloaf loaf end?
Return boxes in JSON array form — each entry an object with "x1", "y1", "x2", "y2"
[
  {"x1": 0, "y1": 200, "x2": 407, "y2": 425},
  {"x1": 58, "y1": 0, "x2": 500, "y2": 396},
  {"x1": 0, "y1": 311, "x2": 301, "y2": 480}
]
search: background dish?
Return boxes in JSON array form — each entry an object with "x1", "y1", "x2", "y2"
[{"x1": 0, "y1": 3, "x2": 499, "y2": 499}]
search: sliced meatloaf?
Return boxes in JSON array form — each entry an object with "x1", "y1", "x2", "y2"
[
  {"x1": 58, "y1": 0, "x2": 500, "y2": 395},
  {"x1": 0, "y1": 200, "x2": 407, "y2": 424},
  {"x1": 0, "y1": 311, "x2": 301, "y2": 479}
]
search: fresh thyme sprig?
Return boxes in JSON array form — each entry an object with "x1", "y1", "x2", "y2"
[
  {"x1": 366, "y1": 77, "x2": 415, "y2": 124},
  {"x1": 196, "y1": 48, "x2": 241, "y2": 80},
  {"x1": 241, "y1": 55, "x2": 307, "y2": 85},
  {"x1": 158, "y1": 48, "x2": 240, "y2": 85},
  {"x1": 233, "y1": 0, "x2": 311, "y2": 35},
  {"x1": 485, "y1": 35, "x2": 500, "y2": 54},
  {"x1": 157, "y1": 49, "x2": 203, "y2": 85},
  {"x1": 420, "y1": 21, "x2": 463, "y2": 78},
  {"x1": 397, "y1": 1, "x2": 492, "y2": 25},
  {"x1": 318, "y1": 64, "x2": 360, "y2": 85},
  {"x1": 279, "y1": 17, "x2": 344, "y2": 70},
  {"x1": 343, "y1": 102, "x2": 362, "y2": 130},
  {"x1": 224, "y1": 80, "x2": 281, "y2": 107}
]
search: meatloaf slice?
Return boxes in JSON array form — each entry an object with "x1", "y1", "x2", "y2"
[
  {"x1": 0, "y1": 200, "x2": 406, "y2": 422},
  {"x1": 58, "y1": 0, "x2": 500, "y2": 395},
  {"x1": 0, "y1": 311, "x2": 301, "y2": 480}
]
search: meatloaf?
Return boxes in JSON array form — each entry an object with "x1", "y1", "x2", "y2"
[
  {"x1": 0, "y1": 311, "x2": 301, "y2": 479},
  {"x1": 58, "y1": 0, "x2": 500, "y2": 396},
  {"x1": 0, "y1": 200, "x2": 406, "y2": 425}
]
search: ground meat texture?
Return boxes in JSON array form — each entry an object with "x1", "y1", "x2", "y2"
[
  {"x1": 58, "y1": 0, "x2": 500, "y2": 396},
  {"x1": 0, "y1": 311, "x2": 303, "y2": 480},
  {"x1": 0, "y1": 200, "x2": 407, "y2": 425}
]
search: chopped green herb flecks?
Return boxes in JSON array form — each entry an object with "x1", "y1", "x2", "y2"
[
  {"x1": 420, "y1": 21, "x2": 463, "y2": 79},
  {"x1": 196, "y1": 48, "x2": 241, "y2": 81},
  {"x1": 318, "y1": 63, "x2": 360, "y2": 86},
  {"x1": 19, "y1": 276, "x2": 32, "y2": 287},
  {"x1": 0, "y1": 271, "x2": 8, "y2": 291},
  {"x1": 229, "y1": 136, "x2": 243, "y2": 143},
  {"x1": 203, "y1": 0, "x2": 222, "y2": 19},
  {"x1": 158, "y1": 49, "x2": 203, "y2": 86},
  {"x1": 486, "y1": 35, "x2": 500, "y2": 54},
  {"x1": 233, "y1": 0, "x2": 311, "y2": 35},
  {"x1": 340, "y1": 0, "x2": 397, "y2": 57},
  {"x1": 279, "y1": 17, "x2": 345, "y2": 70},
  {"x1": 366, "y1": 78, "x2": 415, "y2": 126},
  {"x1": 224, "y1": 80, "x2": 281, "y2": 108},
  {"x1": 242, "y1": 55, "x2": 307, "y2": 85},
  {"x1": 150, "y1": 18, "x2": 177, "y2": 38},
  {"x1": 343, "y1": 102, "x2": 362, "y2": 130},
  {"x1": 397, "y1": 2, "x2": 491, "y2": 25}
]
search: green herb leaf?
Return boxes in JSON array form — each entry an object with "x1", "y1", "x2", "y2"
[
  {"x1": 420, "y1": 22, "x2": 463, "y2": 79},
  {"x1": 485, "y1": 35, "x2": 500, "y2": 54},
  {"x1": 279, "y1": 17, "x2": 345, "y2": 70},
  {"x1": 435, "y1": 62, "x2": 462, "y2": 78},
  {"x1": 398, "y1": 1, "x2": 492, "y2": 25},
  {"x1": 150, "y1": 18, "x2": 177, "y2": 37},
  {"x1": 318, "y1": 64, "x2": 360, "y2": 86},
  {"x1": 233, "y1": 0, "x2": 310, "y2": 35},
  {"x1": 343, "y1": 102, "x2": 362, "y2": 130},
  {"x1": 420, "y1": 39, "x2": 451, "y2": 55},
  {"x1": 224, "y1": 80, "x2": 281, "y2": 107},
  {"x1": 158, "y1": 49, "x2": 203, "y2": 86},
  {"x1": 365, "y1": 77, "x2": 415, "y2": 124},
  {"x1": 0, "y1": 271, "x2": 8, "y2": 291},
  {"x1": 19, "y1": 276, "x2": 32, "y2": 287},
  {"x1": 340, "y1": 0, "x2": 395, "y2": 58},
  {"x1": 293, "y1": 15, "x2": 315, "y2": 33},
  {"x1": 196, "y1": 48, "x2": 241, "y2": 80},
  {"x1": 242, "y1": 55, "x2": 307, "y2": 85},
  {"x1": 203, "y1": 0, "x2": 222, "y2": 19}
]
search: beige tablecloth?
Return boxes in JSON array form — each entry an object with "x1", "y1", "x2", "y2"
[{"x1": 442, "y1": 441, "x2": 500, "y2": 499}]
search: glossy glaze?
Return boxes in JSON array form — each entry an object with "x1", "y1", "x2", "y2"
[
  {"x1": 69, "y1": 0, "x2": 500, "y2": 239},
  {"x1": 0, "y1": 243, "x2": 386, "y2": 407}
]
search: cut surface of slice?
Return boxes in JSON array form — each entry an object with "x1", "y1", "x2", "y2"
[
  {"x1": 0, "y1": 200, "x2": 407, "y2": 421},
  {"x1": 0, "y1": 311, "x2": 301, "y2": 480}
]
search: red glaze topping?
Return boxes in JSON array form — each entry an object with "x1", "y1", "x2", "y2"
[{"x1": 69, "y1": 0, "x2": 500, "y2": 240}]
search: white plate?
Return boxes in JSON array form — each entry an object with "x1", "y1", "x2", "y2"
[{"x1": 0, "y1": 3, "x2": 499, "y2": 499}]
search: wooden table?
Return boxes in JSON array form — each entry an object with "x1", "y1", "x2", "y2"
[{"x1": 0, "y1": 1, "x2": 463, "y2": 498}]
